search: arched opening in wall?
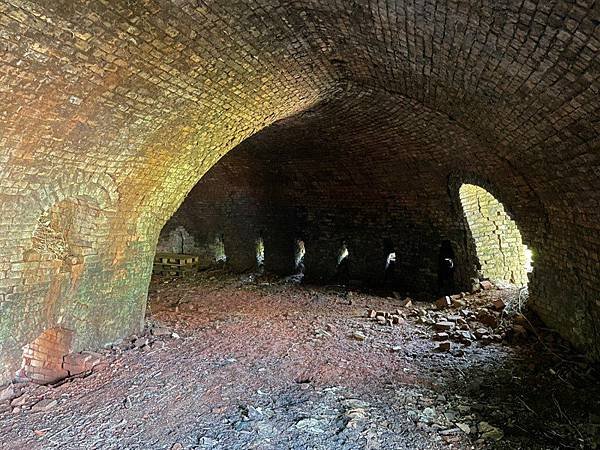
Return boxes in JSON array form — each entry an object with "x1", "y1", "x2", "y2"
[
  {"x1": 256, "y1": 236, "x2": 265, "y2": 270},
  {"x1": 459, "y1": 184, "x2": 531, "y2": 287},
  {"x1": 156, "y1": 225, "x2": 197, "y2": 255},
  {"x1": 383, "y1": 238, "x2": 396, "y2": 284},
  {"x1": 18, "y1": 327, "x2": 74, "y2": 384},
  {"x1": 336, "y1": 242, "x2": 350, "y2": 284},
  {"x1": 438, "y1": 240, "x2": 456, "y2": 295},
  {"x1": 295, "y1": 239, "x2": 306, "y2": 274},
  {"x1": 214, "y1": 234, "x2": 226, "y2": 263}
]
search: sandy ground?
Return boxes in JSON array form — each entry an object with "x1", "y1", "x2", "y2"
[{"x1": 0, "y1": 270, "x2": 598, "y2": 449}]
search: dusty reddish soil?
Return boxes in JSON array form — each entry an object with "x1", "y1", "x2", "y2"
[{"x1": 1, "y1": 270, "x2": 599, "y2": 449}]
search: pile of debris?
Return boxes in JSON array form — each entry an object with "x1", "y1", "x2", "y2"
[
  {"x1": 366, "y1": 281, "x2": 532, "y2": 354},
  {"x1": 106, "y1": 322, "x2": 180, "y2": 353},
  {"x1": 367, "y1": 308, "x2": 406, "y2": 326}
]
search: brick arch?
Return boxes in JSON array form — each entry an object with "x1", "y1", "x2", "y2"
[
  {"x1": 15, "y1": 171, "x2": 117, "y2": 240},
  {"x1": 458, "y1": 183, "x2": 530, "y2": 286},
  {"x1": 447, "y1": 171, "x2": 549, "y2": 245},
  {"x1": 0, "y1": 1, "x2": 599, "y2": 382}
]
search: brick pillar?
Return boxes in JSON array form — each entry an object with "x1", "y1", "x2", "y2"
[
  {"x1": 225, "y1": 233, "x2": 258, "y2": 272},
  {"x1": 264, "y1": 231, "x2": 295, "y2": 275}
]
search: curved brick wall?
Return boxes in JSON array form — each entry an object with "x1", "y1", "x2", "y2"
[
  {"x1": 459, "y1": 184, "x2": 529, "y2": 286},
  {"x1": 1, "y1": 1, "x2": 599, "y2": 382}
]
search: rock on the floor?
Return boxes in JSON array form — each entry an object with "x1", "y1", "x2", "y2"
[
  {"x1": 478, "y1": 421, "x2": 504, "y2": 441},
  {"x1": 351, "y1": 330, "x2": 367, "y2": 341},
  {"x1": 31, "y1": 398, "x2": 58, "y2": 412}
]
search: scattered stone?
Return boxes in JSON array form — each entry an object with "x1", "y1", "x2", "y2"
[
  {"x1": 433, "y1": 332, "x2": 449, "y2": 341},
  {"x1": 197, "y1": 437, "x2": 218, "y2": 447},
  {"x1": 480, "y1": 280, "x2": 494, "y2": 290},
  {"x1": 478, "y1": 421, "x2": 503, "y2": 440},
  {"x1": 443, "y1": 409, "x2": 456, "y2": 421},
  {"x1": 399, "y1": 297, "x2": 413, "y2": 307},
  {"x1": 133, "y1": 337, "x2": 149, "y2": 348},
  {"x1": 245, "y1": 405, "x2": 264, "y2": 421},
  {"x1": 63, "y1": 351, "x2": 104, "y2": 376},
  {"x1": 477, "y1": 310, "x2": 499, "y2": 328},
  {"x1": 10, "y1": 395, "x2": 27, "y2": 406},
  {"x1": 0, "y1": 385, "x2": 17, "y2": 403},
  {"x1": 460, "y1": 309, "x2": 472, "y2": 317},
  {"x1": 456, "y1": 422, "x2": 471, "y2": 434},
  {"x1": 151, "y1": 326, "x2": 172, "y2": 337},
  {"x1": 342, "y1": 399, "x2": 369, "y2": 429},
  {"x1": 295, "y1": 417, "x2": 326, "y2": 433},
  {"x1": 434, "y1": 321, "x2": 455, "y2": 331},
  {"x1": 474, "y1": 328, "x2": 489, "y2": 339},
  {"x1": 351, "y1": 331, "x2": 366, "y2": 341},
  {"x1": 435, "y1": 296, "x2": 452, "y2": 309},
  {"x1": 492, "y1": 298, "x2": 506, "y2": 310},
  {"x1": 456, "y1": 331, "x2": 473, "y2": 345},
  {"x1": 31, "y1": 399, "x2": 58, "y2": 412},
  {"x1": 391, "y1": 315, "x2": 403, "y2": 325},
  {"x1": 437, "y1": 341, "x2": 451, "y2": 352}
]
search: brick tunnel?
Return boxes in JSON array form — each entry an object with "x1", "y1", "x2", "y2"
[{"x1": 0, "y1": 1, "x2": 599, "y2": 448}]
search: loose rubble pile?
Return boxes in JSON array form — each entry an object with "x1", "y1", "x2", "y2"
[{"x1": 367, "y1": 281, "x2": 531, "y2": 356}]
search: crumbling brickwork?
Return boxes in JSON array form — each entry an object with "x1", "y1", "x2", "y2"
[
  {"x1": 1, "y1": 0, "x2": 599, "y2": 382},
  {"x1": 19, "y1": 327, "x2": 73, "y2": 384}
]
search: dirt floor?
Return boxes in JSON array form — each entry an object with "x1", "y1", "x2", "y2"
[{"x1": 1, "y1": 270, "x2": 600, "y2": 450}]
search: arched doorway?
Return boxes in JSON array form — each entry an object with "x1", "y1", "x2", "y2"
[{"x1": 459, "y1": 184, "x2": 532, "y2": 286}]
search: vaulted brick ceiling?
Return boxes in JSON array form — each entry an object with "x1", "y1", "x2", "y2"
[{"x1": 0, "y1": 1, "x2": 599, "y2": 383}]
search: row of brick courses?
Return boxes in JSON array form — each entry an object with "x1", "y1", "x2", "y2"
[{"x1": 21, "y1": 328, "x2": 73, "y2": 384}]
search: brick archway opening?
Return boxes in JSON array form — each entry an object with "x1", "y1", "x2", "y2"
[
  {"x1": 459, "y1": 183, "x2": 532, "y2": 287},
  {"x1": 294, "y1": 239, "x2": 306, "y2": 275}
]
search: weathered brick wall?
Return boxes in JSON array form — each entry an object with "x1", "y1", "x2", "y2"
[
  {"x1": 459, "y1": 184, "x2": 529, "y2": 286},
  {"x1": 157, "y1": 88, "x2": 531, "y2": 296},
  {"x1": 162, "y1": 80, "x2": 599, "y2": 362},
  {"x1": 1, "y1": 0, "x2": 599, "y2": 382}
]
